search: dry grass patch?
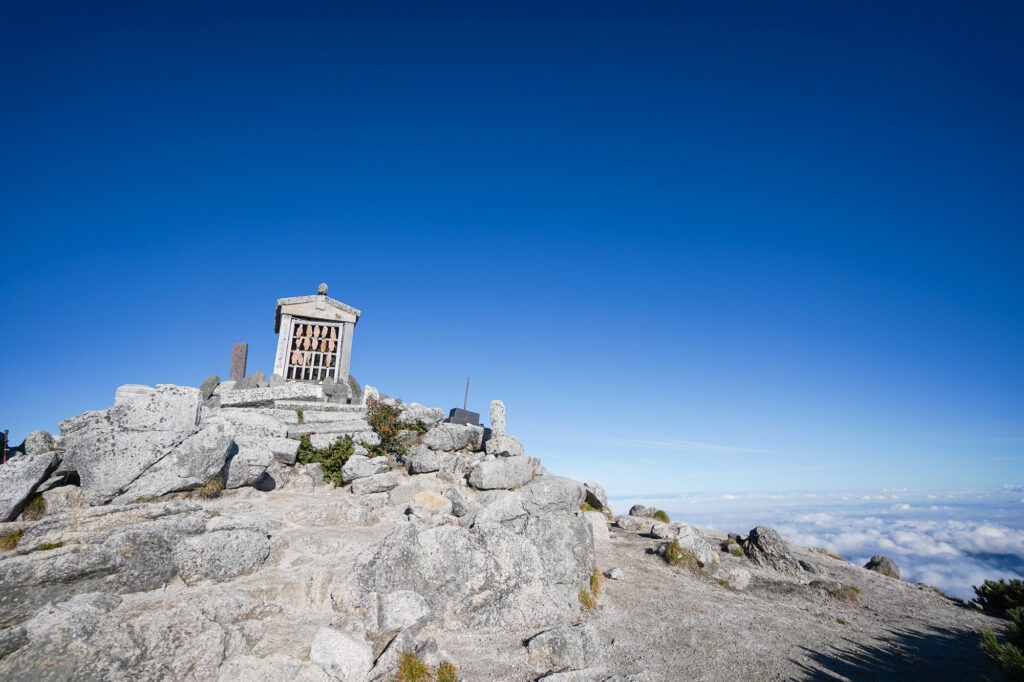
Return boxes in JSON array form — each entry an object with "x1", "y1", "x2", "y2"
[
  {"x1": 195, "y1": 476, "x2": 224, "y2": 499},
  {"x1": 1, "y1": 528, "x2": 25, "y2": 551}
]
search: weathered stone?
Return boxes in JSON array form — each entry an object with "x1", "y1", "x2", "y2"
[
  {"x1": 485, "y1": 434, "x2": 524, "y2": 457},
  {"x1": 629, "y1": 504, "x2": 656, "y2": 518},
  {"x1": 467, "y1": 456, "x2": 534, "y2": 490},
  {"x1": 583, "y1": 511, "x2": 611, "y2": 546},
  {"x1": 347, "y1": 374, "x2": 363, "y2": 403},
  {"x1": 230, "y1": 342, "x2": 248, "y2": 381},
  {"x1": 400, "y1": 405, "x2": 444, "y2": 428},
  {"x1": 215, "y1": 410, "x2": 289, "y2": 440},
  {"x1": 442, "y1": 486, "x2": 471, "y2": 517},
  {"x1": 218, "y1": 653, "x2": 332, "y2": 682},
  {"x1": 672, "y1": 524, "x2": 716, "y2": 567},
  {"x1": 22, "y1": 430, "x2": 57, "y2": 457},
  {"x1": 250, "y1": 370, "x2": 266, "y2": 383},
  {"x1": 743, "y1": 526, "x2": 804, "y2": 575},
  {"x1": 223, "y1": 443, "x2": 273, "y2": 489},
  {"x1": 113, "y1": 384, "x2": 157, "y2": 406},
  {"x1": 200, "y1": 375, "x2": 220, "y2": 400},
  {"x1": 40, "y1": 485, "x2": 87, "y2": 514},
  {"x1": 171, "y1": 521, "x2": 270, "y2": 585},
  {"x1": 220, "y1": 384, "x2": 323, "y2": 408},
  {"x1": 341, "y1": 455, "x2": 389, "y2": 483},
  {"x1": 864, "y1": 554, "x2": 901, "y2": 579},
  {"x1": 389, "y1": 478, "x2": 440, "y2": 507},
  {"x1": 407, "y1": 491, "x2": 453, "y2": 525},
  {"x1": 421, "y1": 423, "x2": 485, "y2": 452},
  {"x1": 59, "y1": 384, "x2": 202, "y2": 505},
  {"x1": 526, "y1": 622, "x2": 602, "y2": 672},
  {"x1": 351, "y1": 472, "x2": 399, "y2": 495},
  {"x1": 365, "y1": 629, "x2": 416, "y2": 682},
  {"x1": 233, "y1": 375, "x2": 258, "y2": 391},
  {"x1": 360, "y1": 591, "x2": 432, "y2": 636},
  {"x1": 489, "y1": 400, "x2": 507, "y2": 435},
  {"x1": 112, "y1": 420, "x2": 235, "y2": 504},
  {"x1": 309, "y1": 625, "x2": 373, "y2": 682},
  {"x1": 0, "y1": 624, "x2": 28, "y2": 659},
  {"x1": 287, "y1": 420, "x2": 373, "y2": 438},
  {"x1": 0, "y1": 451, "x2": 58, "y2": 521},
  {"x1": 584, "y1": 481, "x2": 608, "y2": 511},
  {"x1": 322, "y1": 375, "x2": 350, "y2": 401},
  {"x1": 711, "y1": 565, "x2": 751, "y2": 590},
  {"x1": 650, "y1": 521, "x2": 672, "y2": 539},
  {"x1": 614, "y1": 515, "x2": 650, "y2": 532},
  {"x1": 268, "y1": 373, "x2": 286, "y2": 387},
  {"x1": 407, "y1": 444, "x2": 449, "y2": 474},
  {"x1": 230, "y1": 433, "x2": 299, "y2": 465},
  {"x1": 603, "y1": 567, "x2": 623, "y2": 580},
  {"x1": 310, "y1": 432, "x2": 378, "y2": 450}
]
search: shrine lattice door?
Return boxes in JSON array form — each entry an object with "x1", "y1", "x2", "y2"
[{"x1": 285, "y1": 319, "x2": 342, "y2": 381}]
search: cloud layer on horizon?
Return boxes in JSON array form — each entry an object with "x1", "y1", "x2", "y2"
[{"x1": 610, "y1": 487, "x2": 1024, "y2": 601}]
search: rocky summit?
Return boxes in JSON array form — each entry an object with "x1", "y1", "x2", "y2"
[{"x1": 0, "y1": 380, "x2": 1009, "y2": 681}]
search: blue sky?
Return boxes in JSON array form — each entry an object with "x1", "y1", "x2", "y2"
[{"x1": 2, "y1": 1, "x2": 1022, "y2": 496}]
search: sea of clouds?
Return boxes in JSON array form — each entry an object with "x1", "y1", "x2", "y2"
[{"x1": 611, "y1": 485, "x2": 1024, "y2": 601}]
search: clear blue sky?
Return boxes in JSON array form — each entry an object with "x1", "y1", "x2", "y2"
[{"x1": 2, "y1": 1, "x2": 1022, "y2": 497}]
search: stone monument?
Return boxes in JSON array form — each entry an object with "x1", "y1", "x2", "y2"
[{"x1": 272, "y1": 283, "x2": 361, "y2": 384}]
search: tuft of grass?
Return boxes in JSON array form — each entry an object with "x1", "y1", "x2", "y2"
[
  {"x1": 849, "y1": 585, "x2": 861, "y2": 594},
  {"x1": 22, "y1": 493, "x2": 46, "y2": 520},
  {"x1": 195, "y1": 475, "x2": 224, "y2": 499},
  {"x1": 38, "y1": 542, "x2": 63, "y2": 551},
  {"x1": 652, "y1": 509, "x2": 670, "y2": 523},
  {"x1": 579, "y1": 590, "x2": 597, "y2": 611},
  {"x1": 880, "y1": 569, "x2": 900, "y2": 580},
  {"x1": 836, "y1": 618, "x2": 848, "y2": 626},
  {"x1": 580, "y1": 501, "x2": 598, "y2": 512},
  {"x1": 662, "y1": 539, "x2": 700, "y2": 570},
  {"x1": 590, "y1": 567, "x2": 603, "y2": 597},
  {"x1": 294, "y1": 408, "x2": 304, "y2": 424},
  {"x1": 435, "y1": 661, "x2": 457, "y2": 682},
  {"x1": 730, "y1": 548, "x2": 744, "y2": 558},
  {"x1": 1, "y1": 528, "x2": 25, "y2": 551},
  {"x1": 812, "y1": 548, "x2": 846, "y2": 562},
  {"x1": 394, "y1": 651, "x2": 433, "y2": 682}
]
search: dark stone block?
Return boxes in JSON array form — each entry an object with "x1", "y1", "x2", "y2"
[{"x1": 447, "y1": 408, "x2": 480, "y2": 426}]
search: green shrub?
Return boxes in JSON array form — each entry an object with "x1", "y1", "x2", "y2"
[
  {"x1": 435, "y1": 661, "x2": 457, "y2": 682},
  {"x1": 975, "y1": 579, "x2": 1024, "y2": 614},
  {"x1": 662, "y1": 539, "x2": 699, "y2": 570},
  {"x1": 578, "y1": 590, "x2": 597, "y2": 611},
  {"x1": 730, "y1": 548, "x2": 744, "y2": 557},
  {"x1": 580, "y1": 501, "x2": 597, "y2": 512},
  {"x1": 21, "y1": 493, "x2": 46, "y2": 520},
  {"x1": 980, "y1": 606, "x2": 1024, "y2": 679},
  {"x1": 394, "y1": 651, "x2": 432, "y2": 681},
  {"x1": 1, "y1": 528, "x2": 25, "y2": 551},
  {"x1": 195, "y1": 476, "x2": 224, "y2": 499},
  {"x1": 652, "y1": 509, "x2": 670, "y2": 523},
  {"x1": 298, "y1": 433, "x2": 355, "y2": 485},
  {"x1": 365, "y1": 396, "x2": 411, "y2": 457}
]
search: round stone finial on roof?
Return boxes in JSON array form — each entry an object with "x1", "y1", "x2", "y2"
[{"x1": 317, "y1": 283, "x2": 328, "y2": 295}]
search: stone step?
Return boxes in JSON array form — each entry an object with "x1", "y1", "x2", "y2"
[
  {"x1": 300, "y1": 411, "x2": 366, "y2": 424},
  {"x1": 305, "y1": 432, "x2": 381, "y2": 449},
  {"x1": 220, "y1": 384, "x2": 323, "y2": 408},
  {"x1": 287, "y1": 421, "x2": 373, "y2": 438},
  {"x1": 219, "y1": 407, "x2": 300, "y2": 425},
  {"x1": 274, "y1": 400, "x2": 364, "y2": 412}
]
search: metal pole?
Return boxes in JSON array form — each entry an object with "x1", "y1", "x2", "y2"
[{"x1": 463, "y1": 376, "x2": 470, "y2": 411}]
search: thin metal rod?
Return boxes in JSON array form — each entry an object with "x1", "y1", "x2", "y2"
[{"x1": 464, "y1": 376, "x2": 470, "y2": 410}]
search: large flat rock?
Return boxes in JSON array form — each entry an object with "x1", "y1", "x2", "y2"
[{"x1": 220, "y1": 384, "x2": 323, "y2": 408}]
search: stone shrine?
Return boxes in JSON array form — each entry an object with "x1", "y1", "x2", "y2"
[{"x1": 272, "y1": 283, "x2": 361, "y2": 383}]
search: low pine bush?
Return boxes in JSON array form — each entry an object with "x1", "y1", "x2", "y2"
[
  {"x1": 980, "y1": 606, "x2": 1024, "y2": 679},
  {"x1": 297, "y1": 433, "x2": 355, "y2": 485},
  {"x1": 975, "y1": 579, "x2": 1024, "y2": 614},
  {"x1": 365, "y1": 396, "x2": 412, "y2": 457}
]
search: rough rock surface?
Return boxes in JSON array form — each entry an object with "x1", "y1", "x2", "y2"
[
  {"x1": 341, "y1": 455, "x2": 389, "y2": 483},
  {"x1": 864, "y1": 554, "x2": 901, "y2": 579},
  {"x1": 467, "y1": 455, "x2": 534, "y2": 490},
  {"x1": 485, "y1": 434, "x2": 525, "y2": 457},
  {"x1": 0, "y1": 451, "x2": 58, "y2": 521},
  {"x1": 526, "y1": 622, "x2": 601, "y2": 672},
  {"x1": 421, "y1": 423, "x2": 484, "y2": 452},
  {"x1": 742, "y1": 525, "x2": 806, "y2": 575},
  {"x1": 223, "y1": 443, "x2": 274, "y2": 489},
  {"x1": 22, "y1": 430, "x2": 57, "y2": 458},
  {"x1": 59, "y1": 385, "x2": 202, "y2": 504}
]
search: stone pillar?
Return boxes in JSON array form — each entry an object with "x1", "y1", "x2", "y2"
[
  {"x1": 273, "y1": 314, "x2": 292, "y2": 378},
  {"x1": 230, "y1": 343, "x2": 248, "y2": 381},
  {"x1": 490, "y1": 400, "x2": 506, "y2": 436},
  {"x1": 338, "y1": 321, "x2": 354, "y2": 380}
]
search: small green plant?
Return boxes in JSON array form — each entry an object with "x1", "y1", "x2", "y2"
[
  {"x1": 298, "y1": 433, "x2": 355, "y2": 485},
  {"x1": 591, "y1": 567, "x2": 603, "y2": 597},
  {"x1": 812, "y1": 547, "x2": 846, "y2": 562},
  {"x1": 394, "y1": 651, "x2": 433, "y2": 681},
  {"x1": 652, "y1": 509, "x2": 670, "y2": 523},
  {"x1": 849, "y1": 585, "x2": 861, "y2": 594},
  {"x1": 975, "y1": 578, "x2": 1024, "y2": 614},
  {"x1": 38, "y1": 542, "x2": 62, "y2": 551},
  {"x1": 21, "y1": 493, "x2": 46, "y2": 521},
  {"x1": 1, "y1": 528, "x2": 25, "y2": 551},
  {"x1": 195, "y1": 476, "x2": 224, "y2": 499},
  {"x1": 980, "y1": 606, "x2": 1024, "y2": 680},
  {"x1": 407, "y1": 422, "x2": 428, "y2": 436},
  {"x1": 836, "y1": 618, "x2": 848, "y2": 626},
  {"x1": 578, "y1": 589, "x2": 597, "y2": 611},
  {"x1": 580, "y1": 501, "x2": 598, "y2": 512},
  {"x1": 435, "y1": 660, "x2": 457, "y2": 682},
  {"x1": 294, "y1": 408, "x2": 305, "y2": 424},
  {"x1": 730, "y1": 548, "x2": 744, "y2": 557},
  {"x1": 365, "y1": 396, "x2": 415, "y2": 457},
  {"x1": 662, "y1": 539, "x2": 700, "y2": 570}
]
